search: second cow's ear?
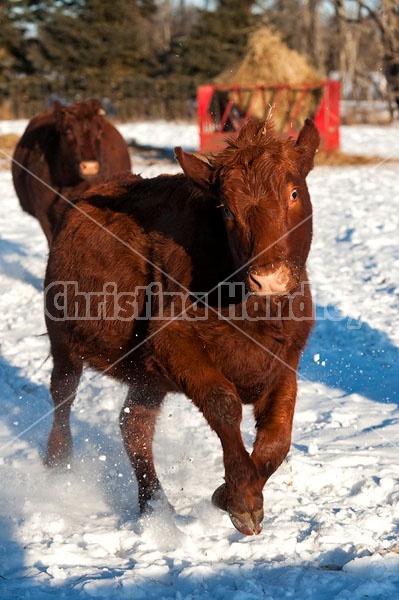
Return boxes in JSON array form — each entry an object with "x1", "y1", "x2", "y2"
[
  {"x1": 174, "y1": 147, "x2": 214, "y2": 190},
  {"x1": 88, "y1": 99, "x2": 106, "y2": 116},
  {"x1": 53, "y1": 101, "x2": 66, "y2": 128}
]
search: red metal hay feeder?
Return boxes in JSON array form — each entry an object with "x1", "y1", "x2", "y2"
[{"x1": 197, "y1": 80, "x2": 340, "y2": 153}]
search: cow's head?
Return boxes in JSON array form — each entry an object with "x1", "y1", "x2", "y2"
[
  {"x1": 175, "y1": 119, "x2": 320, "y2": 296},
  {"x1": 53, "y1": 99, "x2": 106, "y2": 181}
]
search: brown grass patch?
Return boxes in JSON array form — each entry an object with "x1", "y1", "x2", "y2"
[
  {"x1": 0, "y1": 134, "x2": 20, "y2": 156},
  {"x1": 316, "y1": 149, "x2": 399, "y2": 166}
]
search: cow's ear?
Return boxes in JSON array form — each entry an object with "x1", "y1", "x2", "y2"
[
  {"x1": 175, "y1": 147, "x2": 213, "y2": 189},
  {"x1": 295, "y1": 119, "x2": 320, "y2": 176},
  {"x1": 53, "y1": 101, "x2": 65, "y2": 128},
  {"x1": 53, "y1": 100, "x2": 63, "y2": 114},
  {"x1": 90, "y1": 99, "x2": 106, "y2": 116}
]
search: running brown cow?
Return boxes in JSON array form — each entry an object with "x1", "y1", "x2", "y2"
[
  {"x1": 44, "y1": 118, "x2": 320, "y2": 536},
  {"x1": 12, "y1": 99, "x2": 131, "y2": 244}
]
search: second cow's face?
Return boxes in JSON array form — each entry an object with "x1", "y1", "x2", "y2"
[{"x1": 55, "y1": 103, "x2": 104, "y2": 180}]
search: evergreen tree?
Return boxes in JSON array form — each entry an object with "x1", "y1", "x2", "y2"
[
  {"x1": 0, "y1": 0, "x2": 46, "y2": 78},
  {"x1": 38, "y1": 0, "x2": 151, "y2": 95},
  {"x1": 174, "y1": 0, "x2": 256, "y2": 80}
]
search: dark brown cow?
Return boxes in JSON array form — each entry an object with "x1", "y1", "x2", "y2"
[
  {"x1": 12, "y1": 99, "x2": 131, "y2": 244},
  {"x1": 44, "y1": 119, "x2": 320, "y2": 536}
]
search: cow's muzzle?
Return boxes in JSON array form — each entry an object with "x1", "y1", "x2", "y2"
[
  {"x1": 248, "y1": 261, "x2": 297, "y2": 296},
  {"x1": 79, "y1": 160, "x2": 100, "y2": 178}
]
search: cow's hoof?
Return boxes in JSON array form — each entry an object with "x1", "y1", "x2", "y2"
[
  {"x1": 212, "y1": 484, "x2": 264, "y2": 535},
  {"x1": 45, "y1": 432, "x2": 72, "y2": 470},
  {"x1": 229, "y1": 507, "x2": 264, "y2": 536},
  {"x1": 44, "y1": 455, "x2": 72, "y2": 471},
  {"x1": 211, "y1": 483, "x2": 229, "y2": 512},
  {"x1": 140, "y1": 486, "x2": 175, "y2": 515}
]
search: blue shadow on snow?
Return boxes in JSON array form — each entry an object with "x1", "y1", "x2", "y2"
[
  {"x1": 300, "y1": 304, "x2": 398, "y2": 405},
  {"x1": 0, "y1": 237, "x2": 43, "y2": 291}
]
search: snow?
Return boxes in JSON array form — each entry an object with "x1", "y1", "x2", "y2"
[{"x1": 0, "y1": 119, "x2": 398, "y2": 599}]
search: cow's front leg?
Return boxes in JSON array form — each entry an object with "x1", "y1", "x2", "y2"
[
  {"x1": 151, "y1": 323, "x2": 263, "y2": 535},
  {"x1": 203, "y1": 385, "x2": 265, "y2": 535},
  {"x1": 251, "y1": 370, "x2": 298, "y2": 497}
]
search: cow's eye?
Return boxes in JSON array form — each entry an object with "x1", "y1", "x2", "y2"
[
  {"x1": 290, "y1": 189, "x2": 298, "y2": 203},
  {"x1": 223, "y1": 204, "x2": 234, "y2": 219}
]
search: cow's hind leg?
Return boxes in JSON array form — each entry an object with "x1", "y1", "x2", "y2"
[
  {"x1": 45, "y1": 350, "x2": 83, "y2": 468},
  {"x1": 119, "y1": 385, "x2": 165, "y2": 512}
]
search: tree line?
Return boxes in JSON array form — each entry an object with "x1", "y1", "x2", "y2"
[{"x1": 0, "y1": 0, "x2": 398, "y2": 120}]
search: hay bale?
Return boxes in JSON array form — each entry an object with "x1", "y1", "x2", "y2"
[{"x1": 215, "y1": 27, "x2": 323, "y2": 131}]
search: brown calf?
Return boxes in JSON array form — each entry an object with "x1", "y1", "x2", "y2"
[{"x1": 44, "y1": 119, "x2": 319, "y2": 535}]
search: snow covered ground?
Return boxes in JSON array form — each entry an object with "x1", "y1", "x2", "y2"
[{"x1": 0, "y1": 120, "x2": 398, "y2": 599}]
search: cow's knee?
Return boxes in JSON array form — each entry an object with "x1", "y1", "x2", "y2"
[{"x1": 202, "y1": 386, "x2": 242, "y2": 429}]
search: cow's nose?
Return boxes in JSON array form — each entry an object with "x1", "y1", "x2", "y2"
[
  {"x1": 79, "y1": 160, "x2": 100, "y2": 177},
  {"x1": 248, "y1": 262, "x2": 294, "y2": 295}
]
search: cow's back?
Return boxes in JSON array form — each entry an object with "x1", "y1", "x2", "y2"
[
  {"x1": 45, "y1": 173, "x2": 233, "y2": 373},
  {"x1": 60, "y1": 173, "x2": 234, "y2": 293},
  {"x1": 12, "y1": 111, "x2": 58, "y2": 217}
]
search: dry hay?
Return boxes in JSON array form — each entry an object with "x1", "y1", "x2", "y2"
[{"x1": 215, "y1": 27, "x2": 323, "y2": 131}]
